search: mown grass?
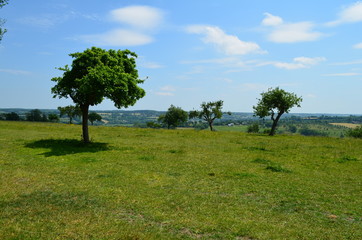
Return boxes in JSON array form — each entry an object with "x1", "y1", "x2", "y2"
[{"x1": 0, "y1": 121, "x2": 361, "y2": 239}]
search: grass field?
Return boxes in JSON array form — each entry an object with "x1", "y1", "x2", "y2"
[{"x1": 0, "y1": 121, "x2": 361, "y2": 239}]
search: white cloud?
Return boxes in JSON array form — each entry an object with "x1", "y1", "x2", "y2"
[
  {"x1": 322, "y1": 72, "x2": 360, "y2": 76},
  {"x1": 262, "y1": 13, "x2": 323, "y2": 43},
  {"x1": 160, "y1": 85, "x2": 176, "y2": 92},
  {"x1": 79, "y1": 5, "x2": 164, "y2": 46},
  {"x1": 110, "y1": 6, "x2": 164, "y2": 30},
  {"x1": 272, "y1": 57, "x2": 326, "y2": 70},
  {"x1": 80, "y1": 29, "x2": 153, "y2": 46},
  {"x1": 327, "y1": 1, "x2": 362, "y2": 26},
  {"x1": 0, "y1": 69, "x2": 32, "y2": 75},
  {"x1": 186, "y1": 25, "x2": 265, "y2": 55},
  {"x1": 262, "y1": 13, "x2": 283, "y2": 26},
  {"x1": 354, "y1": 42, "x2": 362, "y2": 49},
  {"x1": 155, "y1": 86, "x2": 176, "y2": 96}
]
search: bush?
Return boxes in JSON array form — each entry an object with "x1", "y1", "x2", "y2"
[
  {"x1": 299, "y1": 127, "x2": 327, "y2": 137},
  {"x1": 346, "y1": 125, "x2": 362, "y2": 138},
  {"x1": 247, "y1": 123, "x2": 259, "y2": 133}
]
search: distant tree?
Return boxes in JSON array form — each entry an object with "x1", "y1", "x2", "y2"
[
  {"x1": 247, "y1": 123, "x2": 259, "y2": 133},
  {"x1": 48, "y1": 113, "x2": 60, "y2": 122},
  {"x1": 51, "y1": 47, "x2": 145, "y2": 143},
  {"x1": 253, "y1": 87, "x2": 302, "y2": 136},
  {"x1": 0, "y1": 0, "x2": 8, "y2": 42},
  {"x1": 346, "y1": 125, "x2": 362, "y2": 139},
  {"x1": 158, "y1": 105, "x2": 188, "y2": 129},
  {"x1": 146, "y1": 121, "x2": 161, "y2": 128},
  {"x1": 26, "y1": 109, "x2": 46, "y2": 122},
  {"x1": 189, "y1": 100, "x2": 230, "y2": 131},
  {"x1": 58, "y1": 105, "x2": 81, "y2": 124},
  {"x1": 288, "y1": 125, "x2": 297, "y2": 133},
  {"x1": 5, "y1": 112, "x2": 20, "y2": 121},
  {"x1": 88, "y1": 112, "x2": 102, "y2": 125}
]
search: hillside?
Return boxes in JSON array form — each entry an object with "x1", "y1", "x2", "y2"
[{"x1": 0, "y1": 121, "x2": 361, "y2": 239}]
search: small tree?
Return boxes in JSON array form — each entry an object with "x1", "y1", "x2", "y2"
[
  {"x1": 158, "y1": 105, "x2": 188, "y2": 129},
  {"x1": 88, "y1": 112, "x2": 102, "y2": 125},
  {"x1": 253, "y1": 87, "x2": 302, "y2": 136},
  {"x1": 52, "y1": 47, "x2": 145, "y2": 143},
  {"x1": 58, "y1": 105, "x2": 81, "y2": 124},
  {"x1": 5, "y1": 112, "x2": 20, "y2": 121},
  {"x1": 247, "y1": 123, "x2": 259, "y2": 133},
  {"x1": 189, "y1": 100, "x2": 229, "y2": 131},
  {"x1": 48, "y1": 113, "x2": 60, "y2": 122},
  {"x1": 26, "y1": 109, "x2": 46, "y2": 122}
]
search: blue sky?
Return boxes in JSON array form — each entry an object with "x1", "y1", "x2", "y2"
[{"x1": 1, "y1": 0, "x2": 362, "y2": 114}]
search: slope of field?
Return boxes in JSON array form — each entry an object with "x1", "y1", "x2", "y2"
[{"x1": 0, "y1": 121, "x2": 361, "y2": 239}]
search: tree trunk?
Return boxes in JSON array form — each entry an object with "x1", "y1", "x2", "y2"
[
  {"x1": 208, "y1": 120, "x2": 214, "y2": 131},
  {"x1": 269, "y1": 113, "x2": 283, "y2": 136},
  {"x1": 81, "y1": 104, "x2": 90, "y2": 143}
]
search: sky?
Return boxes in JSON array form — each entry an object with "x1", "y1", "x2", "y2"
[{"x1": 0, "y1": 0, "x2": 362, "y2": 114}]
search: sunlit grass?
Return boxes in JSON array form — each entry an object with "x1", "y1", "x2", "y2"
[{"x1": 0, "y1": 121, "x2": 361, "y2": 239}]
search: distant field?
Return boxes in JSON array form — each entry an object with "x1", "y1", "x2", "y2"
[
  {"x1": 0, "y1": 121, "x2": 361, "y2": 239},
  {"x1": 330, "y1": 123, "x2": 361, "y2": 128}
]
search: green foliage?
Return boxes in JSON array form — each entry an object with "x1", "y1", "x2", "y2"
[
  {"x1": 51, "y1": 47, "x2": 145, "y2": 142},
  {"x1": 247, "y1": 123, "x2": 259, "y2": 133},
  {"x1": 300, "y1": 127, "x2": 327, "y2": 137},
  {"x1": 0, "y1": 0, "x2": 8, "y2": 42},
  {"x1": 346, "y1": 125, "x2": 362, "y2": 138},
  {"x1": 158, "y1": 105, "x2": 188, "y2": 129},
  {"x1": 26, "y1": 109, "x2": 47, "y2": 122},
  {"x1": 48, "y1": 113, "x2": 60, "y2": 122},
  {"x1": 88, "y1": 112, "x2": 102, "y2": 125},
  {"x1": 4, "y1": 112, "x2": 20, "y2": 121},
  {"x1": 146, "y1": 121, "x2": 161, "y2": 128},
  {"x1": 190, "y1": 100, "x2": 229, "y2": 131},
  {"x1": 58, "y1": 105, "x2": 81, "y2": 124},
  {"x1": 253, "y1": 87, "x2": 302, "y2": 136}
]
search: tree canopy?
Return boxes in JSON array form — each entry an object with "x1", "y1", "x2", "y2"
[
  {"x1": 158, "y1": 105, "x2": 188, "y2": 129},
  {"x1": 0, "y1": 0, "x2": 8, "y2": 42},
  {"x1": 58, "y1": 105, "x2": 81, "y2": 124},
  {"x1": 189, "y1": 100, "x2": 229, "y2": 131},
  {"x1": 253, "y1": 87, "x2": 302, "y2": 136},
  {"x1": 52, "y1": 47, "x2": 145, "y2": 142}
]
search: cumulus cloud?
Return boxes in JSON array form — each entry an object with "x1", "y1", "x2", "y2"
[
  {"x1": 354, "y1": 42, "x2": 362, "y2": 49},
  {"x1": 262, "y1": 13, "x2": 323, "y2": 43},
  {"x1": 186, "y1": 25, "x2": 265, "y2": 55},
  {"x1": 110, "y1": 6, "x2": 164, "y2": 30},
  {"x1": 272, "y1": 57, "x2": 326, "y2": 70},
  {"x1": 79, "y1": 5, "x2": 164, "y2": 46},
  {"x1": 327, "y1": 1, "x2": 362, "y2": 26}
]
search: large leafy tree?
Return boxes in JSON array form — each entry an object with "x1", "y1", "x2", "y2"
[
  {"x1": 0, "y1": 0, "x2": 8, "y2": 42},
  {"x1": 158, "y1": 105, "x2": 188, "y2": 129},
  {"x1": 52, "y1": 47, "x2": 146, "y2": 143},
  {"x1": 253, "y1": 87, "x2": 302, "y2": 136},
  {"x1": 189, "y1": 100, "x2": 229, "y2": 131}
]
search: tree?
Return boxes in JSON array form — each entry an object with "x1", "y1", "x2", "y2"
[
  {"x1": 26, "y1": 109, "x2": 47, "y2": 122},
  {"x1": 158, "y1": 105, "x2": 188, "y2": 129},
  {"x1": 5, "y1": 112, "x2": 20, "y2": 121},
  {"x1": 88, "y1": 112, "x2": 102, "y2": 125},
  {"x1": 253, "y1": 87, "x2": 302, "y2": 136},
  {"x1": 189, "y1": 100, "x2": 230, "y2": 131},
  {"x1": 58, "y1": 105, "x2": 81, "y2": 124},
  {"x1": 247, "y1": 123, "x2": 259, "y2": 133},
  {"x1": 52, "y1": 47, "x2": 145, "y2": 143},
  {"x1": 48, "y1": 113, "x2": 60, "y2": 122},
  {"x1": 0, "y1": 0, "x2": 8, "y2": 42},
  {"x1": 346, "y1": 125, "x2": 362, "y2": 139}
]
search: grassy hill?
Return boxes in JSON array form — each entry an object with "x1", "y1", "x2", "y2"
[{"x1": 0, "y1": 121, "x2": 361, "y2": 239}]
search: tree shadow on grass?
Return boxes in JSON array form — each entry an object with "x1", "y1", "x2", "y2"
[{"x1": 24, "y1": 139, "x2": 110, "y2": 157}]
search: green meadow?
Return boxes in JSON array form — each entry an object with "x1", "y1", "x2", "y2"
[{"x1": 0, "y1": 121, "x2": 361, "y2": 239}]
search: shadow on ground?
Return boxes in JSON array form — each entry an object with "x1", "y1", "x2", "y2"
[{"x1": 25, "y1": 139, "x2": 110, "y2": 157}]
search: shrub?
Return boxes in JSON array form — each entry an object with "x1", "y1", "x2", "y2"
[
  {"x1": 299, "y1": 127, "x2": 327, "y2": 137},
  {"x1": 247, "y1": 123, "x2": 259, "y2": 133},
  {"x1": 346, "y1": 125, "x2": 362, "y2": 139}
]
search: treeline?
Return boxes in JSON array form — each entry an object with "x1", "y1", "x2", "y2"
[{"x1": 0, "y1": 109, "x2": 58, "y2": 122}]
